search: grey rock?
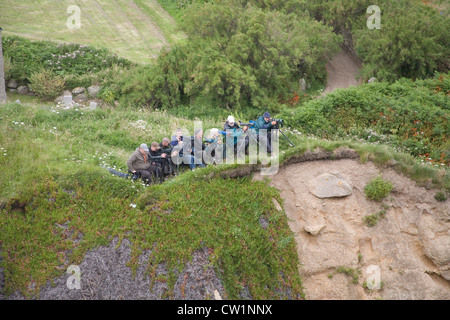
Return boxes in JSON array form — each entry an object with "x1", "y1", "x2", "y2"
[
  {"x1": 308, "y1": 172, "x2": 352, "y2": 198},
  {"x1": 72, "y1": 87, "x2": 85, "y2": 95},
  {"x1": 7, "y1": 79, "x2": 18, "y2": 89},
  {"x1": 368, "y1": 77, "x2": 377, "y2": 84},
  {"x1": 299, "y1": 78, "x2": 307, "y2": 93},
  {"x1": 73, "y1": 93, "x2": 88, "y2": 104},
  {"x1": 54, "y1": 96, "x2": 63, "y2": 104},
  {"x1": 87, "y1": 85, "x2": 101, "y2": 98},
  {"x1": 17, "y1": 85, "x2": 29, "y2": 95}
]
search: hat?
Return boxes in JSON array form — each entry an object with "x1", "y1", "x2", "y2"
[
  {"x1": 263, "y1": 112, "x2": 271, "y2": 118},
  {"x1": 210, "y1": 128, "x2": 219, "y2": 137},
  {"x1": 140, "y1": 143, "x2": 149, "y2": 152},
  {"x1": 151, "y1": 142, "x2": 160, "y2": 149},
  {"x1": 227, "y1": 115, "x2": 235, "y2": 124}
]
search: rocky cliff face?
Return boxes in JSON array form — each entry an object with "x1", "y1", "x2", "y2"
[{"x1": 255, "y1": 158, "x2": 450, "y2": 300}]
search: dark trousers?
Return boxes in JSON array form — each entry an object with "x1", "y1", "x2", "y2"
[
  {"x1": 138, "y1": 163, "x2": 162, "y2": 184},
  {"x1": 258, "y1": 131, "x2": 272, "y2": 154}
]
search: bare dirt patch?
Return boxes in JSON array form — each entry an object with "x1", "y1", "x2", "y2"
[
  {"x1": 254, "y1": 158, "x2": 450, "y2": 300},
  {"x1": 323, "y1": 45, "x2": 363, "y2": 94}
]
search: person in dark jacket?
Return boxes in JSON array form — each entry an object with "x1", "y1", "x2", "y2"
[
  {"x1": 160, "y1": 137, "x2": 174, "y2": 176},
  {"x1": 253, "y1": 111, "x2": 277, "y2": 154},
  {"x1": 149, "y1": 142, "x2": 167, "y2": 182}
]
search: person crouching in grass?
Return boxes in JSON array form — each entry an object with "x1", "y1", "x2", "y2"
[{"x1": 127, "y1": 143, "x2": 153, "y2": 185}]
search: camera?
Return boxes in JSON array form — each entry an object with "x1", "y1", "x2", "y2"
[{"x1": 272, "y1": 118, "x2": 284, "y2": 128}]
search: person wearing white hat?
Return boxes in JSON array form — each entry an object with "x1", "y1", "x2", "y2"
[{"x1": 223, "y1": 115, "x2": 249, "y2": 156}]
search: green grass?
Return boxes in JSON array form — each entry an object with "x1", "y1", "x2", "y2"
[
  {"x1": 0, "y1": 100, "x2": 304, "y2": 299},
  {"x1": 0, "y1": 99, "x2": 448, "y2": 299},
  {"x1": 0, "y1": 0, "x2": 185, "y2": 64}
]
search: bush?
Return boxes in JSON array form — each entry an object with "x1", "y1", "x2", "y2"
[
  {"x1": 63, "y1": 73, "x2": 94, "y2": 89},
  {"x1": 279, "y1": 73, "x2": 450, "y2": 165},
  {"x1": 3, "y1": 54, "x2": 12, "y2": 81},
  {"x1": 277, "y1": 0, "x2": 449, "y2": 82},
  {"x1": 435, "y1": 191, "x2": 447, "y2": 202},
  {"x1": 117, "y1": 2, "x2": 341, "y2": 111},
  {"x1": 29, "y1": 69, "x2": 65, "y2": 100},
  {"x1": 364, "y1": 176, "x2": 394, "y2": 201},
  {"x1": 354, "y1": 1, "x2": 449, "y2": 82},
  {"x1": 2, "y1": 35, "x2": 134, "y2": 84}
]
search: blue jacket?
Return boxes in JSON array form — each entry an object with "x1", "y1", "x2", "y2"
[{"x1": 254, "y1": 116, "x2": 274, "y2": 134}]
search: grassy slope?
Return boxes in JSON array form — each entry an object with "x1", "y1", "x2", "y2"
[
  {"x1": 0, "y1": 0, "x2": 185, "y2": 63},
  {"x1": 0, "y1": 96, "x2": 448, "y2": 299},
  {"x1": 0, "y1": 0, "x2": 448, "y2": 300},
  {"x1": 0, "y1": 99, "x2": 305, "y2": 299}
]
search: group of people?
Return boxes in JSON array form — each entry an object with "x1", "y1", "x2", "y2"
[{"x1": 127, "y1": 111, "x2": 279, "y2": 184}]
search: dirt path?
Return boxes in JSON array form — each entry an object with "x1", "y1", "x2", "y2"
[
  {"x1": 323, "y1": 45, "x2": 363, "y2": 94},
  {"x1": 254, "y1": 155, "x2": 450, "y2": 300}
]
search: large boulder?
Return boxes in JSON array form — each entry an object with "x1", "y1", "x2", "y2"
[{"x1": 308, "y1": 172, "x2": 353, "y2": 198}]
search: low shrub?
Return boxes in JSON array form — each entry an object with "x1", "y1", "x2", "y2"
[
  {"x1": 363, "y1": 210, "x2": 387, "y2": 227},
  {"x1": 434, "y1": 191, "x2": 447, "y2": 202},
  {"x1": 2, "y1": 35, "x2": 134, "y2": 85},
  {"x1": 29, "y1": 69, "x2": 65, "y2": 100},
  {"x1": 364, "y1": 176, "x2": 393, "y2": 201}
]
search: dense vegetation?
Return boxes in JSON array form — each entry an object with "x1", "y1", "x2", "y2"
[
  {"x1": 159, "y1": 0, "x2": 449, "y2": 82},
  {"x1": 1, "y1": 100, "x2": 448, "y2": 298},
  {"x1": 2, "y1": 36, "x2": 133, "y2": 92},
  {"x1": 0, "y1": 101, "x2": 306, "y2": 299},
  {"x1": 280, "y1": 73, "x2": 450, "y2": 166},
  {"x1": 0, "y1": 0, "x2": 448, "y2": 300},
  {"x1": 301, "y1": 0, "x2": 449, "y2": 82},
  {"x1": 107, "y1": 1, "x2": 341, "y2": 115}
]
